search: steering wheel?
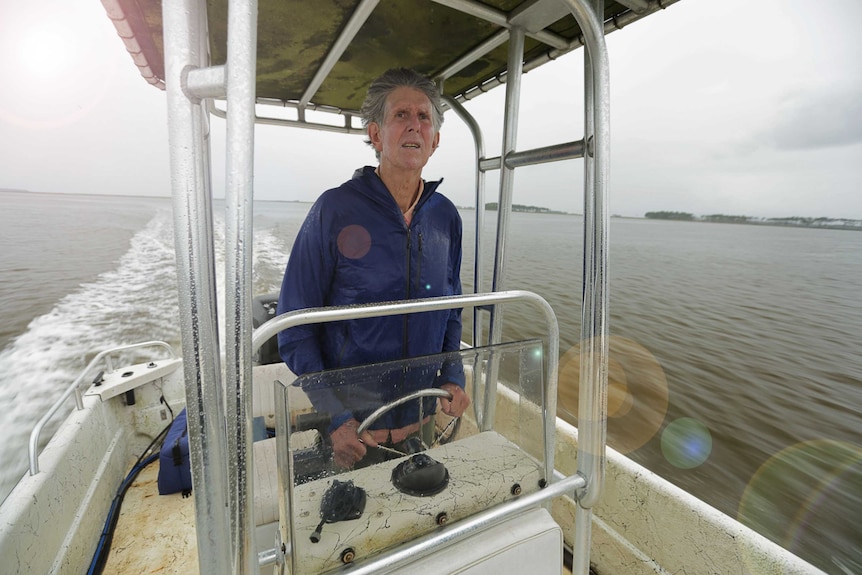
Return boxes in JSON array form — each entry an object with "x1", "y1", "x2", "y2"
[{"x1": 356, "y1": 388, "x2": 460, "y2": 455}]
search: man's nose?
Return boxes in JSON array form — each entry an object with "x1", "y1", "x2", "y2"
[{"x1": 407, "y1": 114, "x2": 420, "y2": 132}]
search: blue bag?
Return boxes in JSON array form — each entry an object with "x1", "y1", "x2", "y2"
[{"x1": 158, "y1": 408, "x2": 192, "y2": 496}]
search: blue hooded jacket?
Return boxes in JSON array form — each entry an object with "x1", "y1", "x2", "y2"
[{"x1": 277, "y1": 166, "x2": 464, "y2": 431}]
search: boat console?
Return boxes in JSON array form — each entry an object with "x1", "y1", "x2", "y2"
[{"x1": 253, "y1": 336, "x2": 566, "y2": 574}]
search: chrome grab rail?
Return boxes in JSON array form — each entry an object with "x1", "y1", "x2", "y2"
[
  {"x1": 28, "y1": 340, "x2": 177, "y2": 476},
  {"x1": 346, "y1": 473, "x2": 586, "y2": 575}
]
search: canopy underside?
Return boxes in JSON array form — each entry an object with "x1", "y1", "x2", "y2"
[{"x1": 104, "y1": 0, "x2": 676, "y2": 111}]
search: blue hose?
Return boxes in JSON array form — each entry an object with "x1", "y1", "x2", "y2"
[{"x1": 87, "y1": 452, "x2": 160, "y2": 575}]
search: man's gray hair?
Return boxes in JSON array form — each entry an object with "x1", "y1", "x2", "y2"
[{"x1": 360, "y1": 68, "x2": 445, "y2": 155}]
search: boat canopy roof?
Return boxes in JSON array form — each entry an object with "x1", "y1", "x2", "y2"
[{"x1": 106, "y1": 0, "x2": 674, "y2": 113}]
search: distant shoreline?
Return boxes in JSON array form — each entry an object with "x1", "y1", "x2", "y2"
[
  {"x1": 644, "y1": 211, "x2": 862, "y2": 231},
  {"x1": 0, "y1": 188, "x2": 170, "y2": 202},
  {"x1": 4, "y1": 191, "x2": 858, "y2": 227},
  {"x1": 481, "y1": 202, "x2": 574, "y2": 215}
]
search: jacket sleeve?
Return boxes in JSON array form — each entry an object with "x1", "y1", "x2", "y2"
[
  {"x1": 277, "y1": 203, "x2": 327, "y2": 374},
  {"x1": 277, "y1": 200, "x2": 351, "y2": 426}
]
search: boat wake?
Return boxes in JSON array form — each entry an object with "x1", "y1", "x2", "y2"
[{"x1": 0, "y1": 209, "x2": 288, "y2": 503}]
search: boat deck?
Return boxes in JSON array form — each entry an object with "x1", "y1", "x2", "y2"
[{"x1": 104, "y1": 460, "x2": 198, "y2": 574}]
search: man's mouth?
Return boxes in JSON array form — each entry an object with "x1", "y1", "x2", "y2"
[{"x1": 402, "y1": 143, "x2": 420, "y2": 148}]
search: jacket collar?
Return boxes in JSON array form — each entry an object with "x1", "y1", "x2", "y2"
[{"x1": 352, "y1": 166, "x2": 443, "y2": 214}]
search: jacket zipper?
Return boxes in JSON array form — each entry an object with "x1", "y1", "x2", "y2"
[
  {"x1": 416, "y1": 232, "x2": 424, "y2": 295},
  {"x1": 403, "y1": 230, "x2": 412, "y2": 357}
]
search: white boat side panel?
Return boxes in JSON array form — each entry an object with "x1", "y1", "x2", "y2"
[
  {"x1": 0, "y1": 395, "x2": 132, "y2": 575},
  {"x1": 85, "y1": 358, "x2": 183, "y2": 401},
  {"x1": 549, "y1": 419, "x2": 826, "y2": 575},
  {"x1": 54, "y1": 425, "x2": 127, "y2": 574},
  {"x1": 386, "y1": 507, "x2": 562, "y2": 575}
]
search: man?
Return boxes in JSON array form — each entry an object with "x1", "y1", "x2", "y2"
[{"x1": 278, "y1": 68, "x2": 470, "y2": 468}]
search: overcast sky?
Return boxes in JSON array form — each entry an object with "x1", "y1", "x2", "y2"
[{"x1": 2, "y1": 0, "x2": 861, "y2": 219}]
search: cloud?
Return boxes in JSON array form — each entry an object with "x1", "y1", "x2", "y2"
[{"x1": 760, "y1": 85, "x2": 862, "y2": 151}]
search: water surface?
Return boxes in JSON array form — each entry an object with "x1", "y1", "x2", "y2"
[{"x1": 1, "y1": 192, "x2": 859, "y2": 573}]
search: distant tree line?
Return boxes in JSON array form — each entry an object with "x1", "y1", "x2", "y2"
[
  {"x1": 644, "y1": 211, "x2": 862, "y2": 229},
  {"x1": 485, "y1": 203, "x2": 568, "y2": 214},
  {"x1": 644, "y1": 211, "x2": 695, "y2": 221},
  {"x1": 702, "y1": 214, "x2": 752, "y2": 223}
]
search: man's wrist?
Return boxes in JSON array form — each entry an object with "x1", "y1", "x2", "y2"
[{"x1": 329, "y1": 411, "x2": 355, "y2": 433}]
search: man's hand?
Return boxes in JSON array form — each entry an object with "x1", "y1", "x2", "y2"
[
  {"x1": 330, "y1": 419, "x2": 378, "y2": 468},
  {"x1": 439, "y1": 383, "x2": 470, "y2": 417},
  {"x1": 330, "y1": 386, "x2": 468, "y2": 467}
]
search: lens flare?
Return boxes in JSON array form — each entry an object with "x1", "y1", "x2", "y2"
[
  {"x1": 336, "y1": 225, "x2": 372, "y2": 259},
  {"x1": 558, "y1": 336, "x2": 669, "y2": 454},
  {"x1": 737, "y1": 440, "x2": 862, "y2": 572},
  {"x1": 0, "y1": 6, "x2": 118, "y2": 130},
  {"x1": 660, "y1": 417, "x2": 712, "y2": 469}
]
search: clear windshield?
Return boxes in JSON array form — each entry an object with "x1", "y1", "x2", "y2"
[{"x1": 273, "y1": 339, "x2": 548, "y2": 574}]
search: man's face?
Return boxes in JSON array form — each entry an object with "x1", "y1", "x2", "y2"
[{"x1": 368, "y1": 86, "x2": 440, "y2": 173}]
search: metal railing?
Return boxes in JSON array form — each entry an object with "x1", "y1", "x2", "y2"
[
  {"x1": 252, "y1": 291, "x2": 560, "y2": 482},
  {"x1": 28, "y1": 340, "x2": 176, "y2": 475},
  {"x1": 255, "y1": 289, "x2": 569, "y2": 572},
  {"x1": 344, "y1": 473, "x2": 586, "y2": 575}
]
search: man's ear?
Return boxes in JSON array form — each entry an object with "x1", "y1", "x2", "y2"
[
  {"x1": 368, "y1": 122, "x2": 383, "y2": 152},
  {"x1": 430, "y1": 131, "x2": 440, "y2": 155}
]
